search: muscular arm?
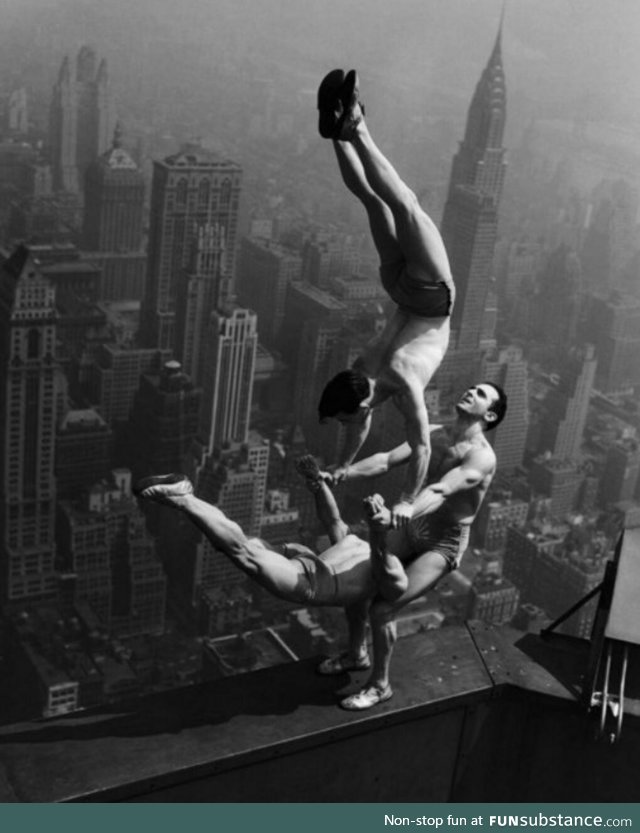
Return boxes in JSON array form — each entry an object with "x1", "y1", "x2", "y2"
[
  {"x1": 337, "y1": 411, "x2": 373, "y2": 469},
  {"x1": 391, "y1": 377, "x2": 432, "y2": 517},
  {"x1": 410, "y1": 447, "x2": 495, "y2": 520},
  {"x1": 341, "y1": 422, "x2": 444, "y2": 481}
]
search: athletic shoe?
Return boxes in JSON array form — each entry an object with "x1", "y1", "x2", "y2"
[
  {"x1": 133, "y1": 473, "x2": 193, "y2": 501},
  {"x1": 317, "y1": 68, "x2": 345, "y2": 139},
  {"x1": 317, "y1": 651, "x2": 371, "y2": 676},
  {"x1": 334, "y1": 69, "x2": 365, "y2": 141},
  {"x1": 340, "y1": 683, "x2": 393, "y2": 710}
]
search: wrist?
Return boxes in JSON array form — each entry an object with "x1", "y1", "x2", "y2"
[{"x1": 398, "y1": 494, "x2": 415, "y2": 506}]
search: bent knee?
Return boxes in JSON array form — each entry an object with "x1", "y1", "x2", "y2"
[{"x1": 370, "y1": 597, "x2": 398, "y2": 623}]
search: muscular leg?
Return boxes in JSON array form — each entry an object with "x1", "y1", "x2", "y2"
[
  {"x1": 349, "y1": 119, "x2": 451, "y2": 286},
  {"x1": 297, "y1": 456, "x2": 371, "y2": 673},
  {"x1": 332, "y1": 140, "x2": 401, "y2": 265},
  {"x1": 363, "y1": 495, "x2": 409, "y2": 601},
  {"x1": 143, "y1": 490, "x2": 314, "y2": 602},
  {"x1": 369, "y1": 551, "x2": 448, "y2": 689}
]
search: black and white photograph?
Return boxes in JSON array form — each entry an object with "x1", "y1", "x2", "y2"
[{"x1": 0, "y1": 0, "x2": 639, "y2": 812}]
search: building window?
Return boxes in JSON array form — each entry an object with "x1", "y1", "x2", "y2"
[
  {"x1": 27, "y1": 329, "x2": 40, "y2": 359},
  {"x1": 176, "y1": 178, "x2": 188, "y2": 205}
]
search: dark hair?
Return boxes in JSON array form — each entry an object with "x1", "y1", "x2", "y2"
[
  {"x1": 318, "y1": 369, "x2": 369, "y2": 420},
  {"x1": 481, "y1": 382, "x2": 508, "y2": 431}
]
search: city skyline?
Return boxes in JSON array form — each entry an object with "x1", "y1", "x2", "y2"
[{"x1": 0, "y1": 2, "x2": 638, "y2": 747}]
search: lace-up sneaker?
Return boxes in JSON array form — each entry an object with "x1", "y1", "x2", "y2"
[{"x1": 340, "y1": 683, "x2": 393, "y2": 710}]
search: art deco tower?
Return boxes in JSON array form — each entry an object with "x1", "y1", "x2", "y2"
[
  {"x1": 141, "y1": 144, "x2": 242, "y2": 352},
  {"x1": 0, "y1": 246, "x2": 60, "y2": 603},
  {"x1": 440, "y1": 21, "x2": 507, "y2": 352},
  {"x1": 83, "y1": 124, "x2": 144, "y2": 252},
  {"x1": 50, "y1": 46, "x2": 112, "y2": 194}
]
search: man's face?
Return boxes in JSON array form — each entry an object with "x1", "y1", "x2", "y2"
[{"x1": 456, "y1": 384, "x2": 499, "y2": 424}]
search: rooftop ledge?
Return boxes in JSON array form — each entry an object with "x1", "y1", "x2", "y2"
[{"x1": 1, "y1": 622, "x2": 639, "y2": 803}]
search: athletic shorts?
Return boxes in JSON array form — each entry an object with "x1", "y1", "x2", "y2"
[
  {"x1": 380, "y1": 260, "x2": 453, "y2": 318},
  {"x1": 291, "y1": 552, "x2": 340, "y2": 603},
  {"x1": 404, "y1": 512, "x2": 470, "y2": 572}
]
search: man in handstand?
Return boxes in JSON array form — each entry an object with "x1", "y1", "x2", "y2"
[
  {"x1": 316, "y1": 69, "x2": 455, "y2": 528},
  {"x1": 136, "y1": 382, "x2": 506, "y2": 710}
]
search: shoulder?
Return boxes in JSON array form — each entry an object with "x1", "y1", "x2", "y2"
[{"x1": 463, "y1": 439, "x2": 496, "y2": 473}]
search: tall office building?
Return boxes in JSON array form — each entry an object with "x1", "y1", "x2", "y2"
[
  {"x1": 0, "y1": 246, "x2": 60, "y2": 602},
  {"x1": 49, "y1": 46, "x2": 112, "y2": 194},
  {"x1": 55, "y1": 407, "x2": 113, "y2": 500},
  {"x1": 236, "y1": 237, "x2": 302, "y2": 349},
  {"x1": 141, "y1": 144, "x2": 242, "y2": 351},
  {"x1": 175, "y1": 223, "x2": 229, "y2": 385},
  {"x1": 58, "y1": 469, "x2": 166, "y2": 637},
  {"x1": 539, "y1": 345, "x2": 597, "y2": 461},
  {"x1": 483, "y1": 344, "x2": 529, "y2": 472},
  {"x1": 440, "y1": 22, "x2": 507, "y2": 353},
  {"x1": 586, "y1": 293, "x2": 640, "y2": 393},
  {"x1": 193, "y1": 436, "x2": 269, "y2": 601},
  {"x1": 82, "y1": 125, "x2": 146, "y2": 301},
  {"x1": 195, "y1": 308, "x2": 258, "y2": 460},
  {"x1": 533, "y1": 245, "x2": 583, "y2": 358},
  {"x1": 128, "y1": 360, "x2": 201, "y2": 478}
]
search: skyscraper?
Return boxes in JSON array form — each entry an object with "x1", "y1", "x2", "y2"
[
  {"x1": 49, "y1": 46, "x2": 112, "y2": 194},
  {"x1": 540, "y1": 345, "x2": 597, "y2": 461},
  {"x1": 483, "y1": 344, "x2": 529, "y2": 472},
  {"x1": 82, "y1": 125, "x2": 146, "y2": 301},
  {"x1": 141, "y1": 144, "x2": 242, "y2": 351},
  {"x1": 440, "y1": 22, "x2": 507, "y2": 353},
  {"x1": 0, "y1": 246, "x2": 60, "y2": 602},
  {"x1": 175, "y1": 223, "x2": 228, "y2": 385},
  {"x1": 236, "y1": 237, "x2": 302, "y2": 349}
]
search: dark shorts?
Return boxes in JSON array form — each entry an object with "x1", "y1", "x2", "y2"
[
  {"x1": 404, "y1": 513, "x2": 470, "y2": 572},
  {"x1": 380, "y1": 261, "x2": 453, "y2": 318},
  {"x1": 291, "y1": 552, "x2": 340, "y2": 603}
]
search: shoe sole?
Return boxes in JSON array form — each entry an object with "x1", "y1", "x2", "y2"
[
  {"x1": 133, "y1": 473, "x2": 190, "y2": 496},
  {"x1": 334, "y1": 69, "x2": 362, "y2": 140},
  {"x1": 318, "y1": 68, "x2": 345, "y2": 139}
]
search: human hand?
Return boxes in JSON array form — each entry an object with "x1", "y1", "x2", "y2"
[
  {"x1": 327, "y1": 464, "x2": 350, "y2": 486},
  {"x1": 391, "y1": 500, "x2": 413, "y2": 529},
  {"x1": 363, "y1": 494, "x2": 391, "y2": 529}
]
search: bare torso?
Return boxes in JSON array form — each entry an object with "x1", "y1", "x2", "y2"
[
  {"x1": 427, "y1": 427, "x2": 496, "y2": 525},
  {"x1": 358, "y1": 308, "x2": 450, "y2": 407}
]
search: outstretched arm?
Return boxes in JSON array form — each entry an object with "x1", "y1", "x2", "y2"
[{"x1": 331, "y1": 422, "x2": 443, "y2": 483}]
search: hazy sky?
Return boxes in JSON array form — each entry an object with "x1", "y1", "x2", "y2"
[{"x1": 3, "y1": 0, "x2": 639, "y2": 123}]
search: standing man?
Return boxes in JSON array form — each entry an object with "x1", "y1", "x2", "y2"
[
  {"x1": 321, "y1": 382, "x2": 507, "y2": 710},
  {"x1": 317, "y1": 69, "x2": 455, "y2": 528}
]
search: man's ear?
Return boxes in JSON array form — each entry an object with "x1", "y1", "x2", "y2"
[{"x1": 485, "y1": 409, "x2": 497, "y2": 425}]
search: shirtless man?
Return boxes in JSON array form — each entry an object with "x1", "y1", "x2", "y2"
[
  {"x1": 136, "y1": 383, "x2": 506, "y2": 710},
  {"x1": 317, "y1": 69, "x2": 455, "y2": 527},
  {"x1": 326, "y1": 381, "x2": 508, "y2": 709}
]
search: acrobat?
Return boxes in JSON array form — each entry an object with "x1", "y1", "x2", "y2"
[
  {"x1": 316, "y1": 69, "x2": 455, "y2": 527},
  {"x1": 135, "y1": 382, "x2": 507, "y2": 710}
]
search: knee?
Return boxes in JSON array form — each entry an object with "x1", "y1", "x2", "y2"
[
  {"x1": 370, "y1": 597, "x2": 397, "y2": 626},
  {"x1": 234, "y1": 538, "x2": 264, "y2": 575},
  {"x1": 394, "y1": 186, "x2": 420, "y2": 216}
]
